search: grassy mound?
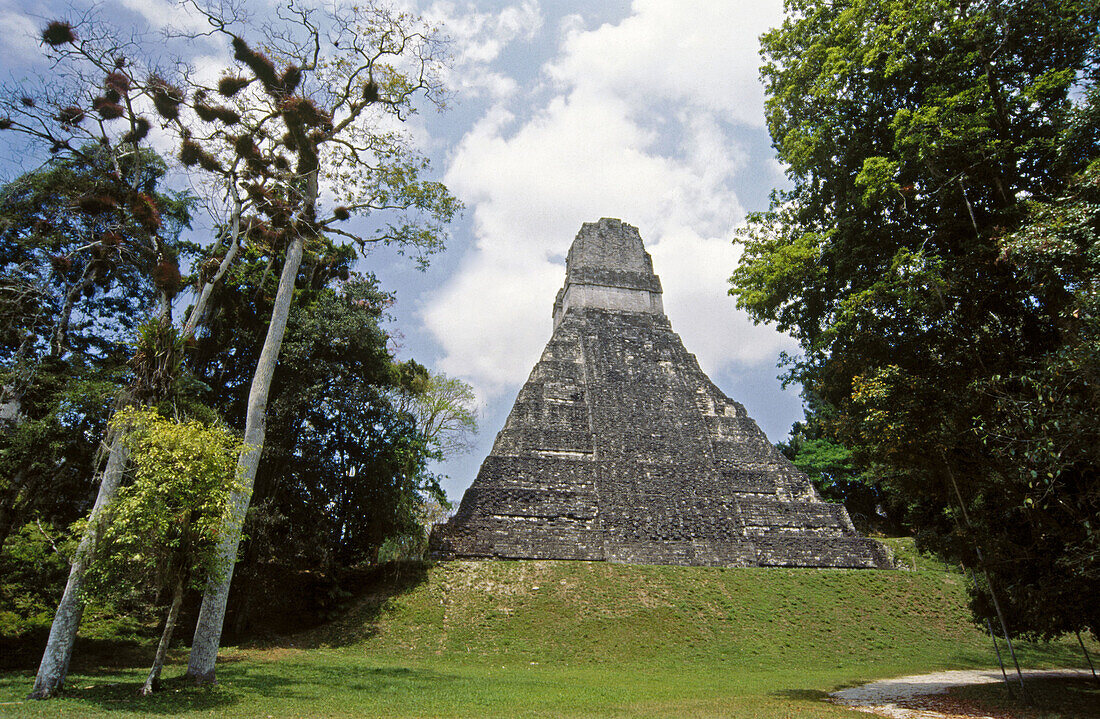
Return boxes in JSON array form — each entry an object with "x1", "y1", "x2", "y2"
[{"x1": 1, "y1": 553, "x2": 1095, "y2": 717}]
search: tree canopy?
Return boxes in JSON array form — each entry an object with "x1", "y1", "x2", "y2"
[
  {"x1": 186, "y1": 268, "x2": 451, "y2": 636},
  {"x1": 0, "y1": 1, "x2": 464, "y2": 697},
  {"x1": 0, "y1": 148, "x2": 195, "y2": 557},
  {"x1": 731, "y1": 0, "x2": 1100, "y2": 638}
]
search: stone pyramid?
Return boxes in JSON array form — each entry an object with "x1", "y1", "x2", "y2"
[{"x1": 431, "y1": 219, "x2": 891, "y2": 568}]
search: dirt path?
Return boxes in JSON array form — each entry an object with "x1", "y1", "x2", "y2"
[{"x1": 829, "y1": 668, "x2": 1093, "y2": 718}]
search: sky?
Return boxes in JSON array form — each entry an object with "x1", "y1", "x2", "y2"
[{"x1": 0, "y1": 0, "x2": 804, "y2": 503}]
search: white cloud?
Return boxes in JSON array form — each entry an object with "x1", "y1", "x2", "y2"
[
  {"x1": 422, "y1": 0, "x2": 792, "y2": 400},
  {"x1": 0, "y1": 3, "x2": 39, "y2": 57},
  {"x1": 549, "y1": 0, "x2": 783, "y2": 127},
  {"x1": 557, "y1": 13, "x2": 584, "y2": 40},
  {"x1": 426, "y1": 0, "x2": 542, "y2": 100},
  {"x1": 117, "y1": 0, "x2": 210, "y2": 34}
]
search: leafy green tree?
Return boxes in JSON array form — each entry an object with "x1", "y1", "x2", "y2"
[
  {"x1": 84, "y1": 408, "x2": 242, "y2": 695},
  {"x1": 1, "y1": 20, "x2": 245, "y2": 697},
  {"x1": 966, "y1": 160, "x2": 1100, "y2": 639},
  {"x1": 192, "y1": 274, "x2": 445, "y2": 637},
  {"x1": 778, "y1": 414, "x2": 907, "y2": 535},
  {"x1": 5, "y1": 0, "x2": 456, "y2": 693},
  {"x1": 262, "y1": 280, "x2": 443, "y2": 564},
  {"x1": 159, "y1": 3, "x2": 459, "y2": 681},
  {"x1": 0, "y1": 522, "x2": 75, "y2": 643},
  {"x1": 0, "y1": 149, "x2": 195, "y2": 557},
  {"x1": 391, "y1": 369, "x2": 479, "y2": 459},
  {"x1": 731, "y1": 0, "x2": 1100, "y2": 638},
  {"x1": 0, "y1": 147, "x2": 193, "y2": 363},
  {"x1": 0, "y1": 369, "x2": 121, "y2": 556}
]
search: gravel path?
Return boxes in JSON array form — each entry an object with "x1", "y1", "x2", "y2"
[{"x1": 829, "y1": 668, "x2": 1093, "y2": 718}]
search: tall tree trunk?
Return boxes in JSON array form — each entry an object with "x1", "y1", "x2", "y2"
[
  {"x1": 182, "y1": 196, "x2": 243, "y2": 339},
  {"x1": 28, "y1": 205, "x2": 243, "y2": 700},
  {"x1": 28, "y1": 433, "x2": 130, "y2": 699},
  {"x1": 140, "y1": 570, "x2": 185, "y2": 696},
  {"x1": 185, "y1": 232, "x2": 306, "y2": 684},
  {"x1": 50, "y1": 273, "x2": 97, "y2": 360}
]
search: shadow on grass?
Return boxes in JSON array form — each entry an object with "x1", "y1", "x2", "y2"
[
  {"x1": 43, "y1": 661, "x2": 458, "y2": 715},
  {"x1": 274, "y1": 560, "x2": 433, "y2": 649},
  {"x1": 0, "y1": 631, "x2": 157, "y2": 673},
  {"x1": 822, "y1": 636, "x2": 1097, "y2": 694},
  {"x1": 1, "y1": 560, "x2": 434, "y2": 712},
  {"x1": 951, "y1": 676, "x2": 1100, "y2": 719},
  {"x1": 769, "y1": 688, "x2": 831, "y2": 702},
  {"x1": 57, "y1": 676, "x2": 240, "y2": 715}
]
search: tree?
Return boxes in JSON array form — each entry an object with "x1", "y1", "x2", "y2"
[
  {"x1": 967, "y1": 159, "x2": 1100, "y2": 639},
  {"x1": 171, "y1": 2, "x2": 458, "y2": 683},
  {"x1": 0, "y1": 148, "x2": 193, "y2": 364},
  {"x1": 778, "y1": 410, "x2": 907, "y2": 535},
  {"x1": 4, "y1": 0, "x2": 455, "y2": 693},
  {"x1": 1, "y1": 20, "x2": 244, "y2": 698},
  {"x1": 730, "y1": 0, "x2": 1100, "y2": 638},
  {"x1": 189, "y1": 274, "x2": 446, "y2": 636},
  {"x1": 0, "y1": 365, "x2": 122, "y2": 559},
  {"x1": 0, "y1": 148, "x2": 193, "y2": 556},
  {"x1": 391, "y1": 367, "x2": 478, "y2": 459},
  {"x1": 0, "y1": 46, "x2": 234, "y2": 692},
  {"x1": 256, "y1": 280, "x2": 444, "y2": 568},
  {"x1": 83, "y1": 408, "x2": 242, "y2": 695}
]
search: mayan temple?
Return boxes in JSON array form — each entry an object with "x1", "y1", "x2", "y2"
[{"x1": 431, "y1": 219, "x2": 891, "y2": 569}]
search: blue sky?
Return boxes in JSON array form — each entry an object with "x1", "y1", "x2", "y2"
[{"x1": 0, "y1": 0, "x2": 804, "y2": 503}]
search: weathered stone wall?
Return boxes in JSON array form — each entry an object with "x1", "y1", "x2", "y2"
[
  {"x1": 432, "y1": 219, "x2": 892, "y2": 569},
  {"x1": 553, "y1": 219, "x2": 664, "y2": 327},
  {"x1": 555, "y1": 284, "x2": 664, "y2": 327}
]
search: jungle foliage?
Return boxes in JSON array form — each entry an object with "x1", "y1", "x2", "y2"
[
  {"x1": 0, "y1": 151, "x2": 462, "y2": 645},
  {"x1": 189, "y1": 258, "x2": 451, "y2": 637},
  {"x1": 0, "y1": 2, "x2": 471, "y2": 684},
  {"x1": 733, "y1": 0, "x2": 1100, "y2": 638},
  {"x1": 0, "y1": 148, "x2": 195, "y2": 557}
]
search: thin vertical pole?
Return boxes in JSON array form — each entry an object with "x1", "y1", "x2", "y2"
[
  {"x1": 976, "y1": 556, "x2": 1028, "y2": 703},
  {"x1": 943, "y1": 462, "x2": 1029, "y2": 703},
  {"x1": 1077, "y1": 629, "x2": 1100, "y2": 687},
  {"x1": 986, "y1": 617, "x2": 1013, "y2": 697}
]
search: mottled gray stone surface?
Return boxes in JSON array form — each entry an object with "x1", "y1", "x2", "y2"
[
  {"x1": 553, "y1": 220, "x2": 663, "y2": 326},
  {"x1": 431, "y1": 218, "x2": 892, "y2": 569}
]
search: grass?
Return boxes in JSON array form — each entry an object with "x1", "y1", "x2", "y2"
[
  {"x1": 1, "y1": 552, "x2": 1096, "y2": 717},
  {"x1": 878, "y1": 535, "x2": 960, "y2": 572}
]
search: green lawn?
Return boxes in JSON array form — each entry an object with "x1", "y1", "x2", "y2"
[{"x1": 1, "y1": 554, "x2": 1095, "y2": 717}]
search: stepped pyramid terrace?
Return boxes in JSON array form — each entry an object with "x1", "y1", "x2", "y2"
[{"x1": 431, "y1": 219, "x2": 891, "y2": 569}]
